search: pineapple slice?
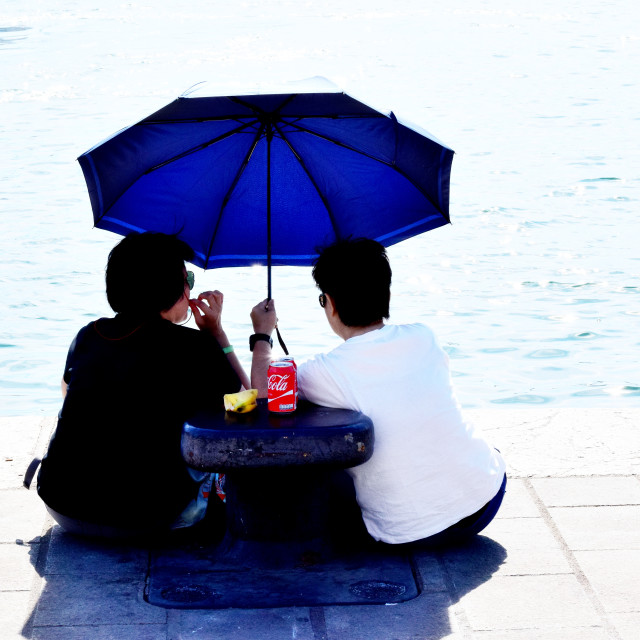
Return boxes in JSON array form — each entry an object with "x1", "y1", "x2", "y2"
[{"x1": 223, "y1": 389, "x2": 259, "y2": 413}]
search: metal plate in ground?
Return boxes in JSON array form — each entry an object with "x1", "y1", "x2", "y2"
[{"x1": 146, "y1": 540, "x2": 418, "y2": 609}]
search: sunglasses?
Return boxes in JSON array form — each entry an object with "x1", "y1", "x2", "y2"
[
  {"x1": 318, "y1": 293, "x2": 327, "y2": 308},
  {"x1": 185, "y1": 270, "x2": 195, "y2": 291}
]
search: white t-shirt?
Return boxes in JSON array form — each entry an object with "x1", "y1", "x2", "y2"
[{"x1": 297, "y1": 323, "x2": 506, "y2": 544}]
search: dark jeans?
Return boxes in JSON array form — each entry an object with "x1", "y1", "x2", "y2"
[
  {"x1": 329, "y1": 471, "x2": 507, "y2": 549},
  {"x1": 394, "y1": 473, "x2": 507, "y2": 549}
]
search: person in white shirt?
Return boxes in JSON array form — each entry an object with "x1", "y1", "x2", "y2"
[{"x1": 250, "y1": 238, "x2": 506, "y2": 546}]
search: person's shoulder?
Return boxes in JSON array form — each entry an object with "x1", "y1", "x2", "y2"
[
  {"x1": 386, "y1": 323, "x2": 442, "y2": 351},
  {"x1": 395, "y1": 322, "x2": 432, "y2": 331},
  {"x1": 298, "y1": 349, "x2": 329, "y2": 370},
  {"x1": 64, "y1": 319, "x2": 108, "y2": 362},
  {"x1": 77, "y1": 320, "x2": 96, "y2": 335},
  {"x1": 297, "y1": 348, "x2": 339, "y2": 381},
  {"x1": 75, "y1": 319, "x2": 105, "y2": 342},
  {"x1": 383, "y1": 322, "x2": 435, "y2": 339}
]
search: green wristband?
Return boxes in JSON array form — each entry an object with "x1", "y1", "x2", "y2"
[{"x1": 222, "y1": 345, "x2": 234, "y2": 354}]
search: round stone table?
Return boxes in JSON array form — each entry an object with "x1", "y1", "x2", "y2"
[{"x1": 181, "y1": 399, "x2": 374, "y2": 540}]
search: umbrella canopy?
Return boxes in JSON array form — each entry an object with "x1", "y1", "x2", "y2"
[{"x1": 78, "y1": 89, "x2": 454, "y2": 296}]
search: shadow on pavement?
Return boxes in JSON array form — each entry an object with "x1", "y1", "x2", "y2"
[
  {"x1": 361, "y1": 536, "x2": 508, "y2": 640},
  {"x1": 437, "y1": 534, "x2": 508, "y2": 601},
  {"x1": 22, "y1": 525, "x2": 506, "y2": 639}
]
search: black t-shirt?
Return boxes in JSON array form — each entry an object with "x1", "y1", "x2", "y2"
[{"x1": 37, "y1": 315, "x2": 241, "y2": 528}]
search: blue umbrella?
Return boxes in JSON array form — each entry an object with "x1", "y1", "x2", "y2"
[{"x1": 78, "y1": 88, "x2": 454, "y2": 298}]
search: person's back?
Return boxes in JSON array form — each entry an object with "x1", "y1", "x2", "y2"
[
  {"x1": 39, "y1": 315, "x2": 233, "y2": 529},
  {"x1": 38, "y1": 232, "x2": 247, "y2": 537},
  {"x1": 249, "y1": 237, "x2": 507, "y2": 546},
  {"x1": 298, "y1": 321, "x2": 505, "y2": 543}
]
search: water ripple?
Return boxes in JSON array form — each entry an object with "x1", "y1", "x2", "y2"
[
  {"x1": 564, "y1": 298, "x2": 608, "y2": 305},
  {"x1": 478, "y1": 347, "x2": 518, "y2": 354},
  {"x1": 526, "y1": 349, "x2": 569, "y2": 359},
  {"x1": 551, "y1": 331, "x2": 601, "y2": 342},
  {"x1": 443, "y1": 346, "x2": 471, "y2": 359},
  {"x1": 491, "y1": 394, "x2": 552, "y2": 405}
]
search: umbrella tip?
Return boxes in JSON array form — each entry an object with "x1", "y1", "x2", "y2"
[{"x1": 180, "y1": 81, "x2": 207, "y2": 97}]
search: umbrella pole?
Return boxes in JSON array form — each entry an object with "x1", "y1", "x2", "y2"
[
  {"x1": 267, "y1": 121, "x2": 273, "y2": 301},
  {"x1": 265, "y1": 120, "x2": 289, "y2": 355}
]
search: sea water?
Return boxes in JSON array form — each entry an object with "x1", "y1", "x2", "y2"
[{"x1": 1, "y1": 0, "x2": 638, "y2": 416}]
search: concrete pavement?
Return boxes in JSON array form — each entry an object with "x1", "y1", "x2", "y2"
[{"x1": 1, "y1": 409, "x2": 639, "y2": 639}]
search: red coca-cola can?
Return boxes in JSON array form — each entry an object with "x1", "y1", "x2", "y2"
[{"x1": 268, "y1": 361, "x2": 297, "y2": 413}]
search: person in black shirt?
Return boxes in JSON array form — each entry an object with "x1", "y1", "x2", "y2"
[{"x1": 38, "y1": 233, "x2": 248, "y2": 538}]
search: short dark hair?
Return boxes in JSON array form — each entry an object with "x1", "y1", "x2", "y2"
[
  {"x1": 105, "y1": 232, "x2": 194, "y2": 315},
  {"x1": 312, "y1": 238, "x2": 391, "y2": 327}
]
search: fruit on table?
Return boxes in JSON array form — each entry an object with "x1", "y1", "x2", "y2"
[{"x1": 223, "y1": 389, "x2": 259, "y2": 413}]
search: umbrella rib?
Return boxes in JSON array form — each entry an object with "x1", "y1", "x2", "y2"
[
  {"x1": 273, "y1": 122, "x2": 341, "y2": 239},
  {"x1": 284, "y1": 113, "x2": 386, "y2": 121},
  {"x1": 203, "y1": 123, "x2": 266, "y2": 266},
  {"x1": 282, "y1": 120, "x2": 444, "y2": 215},
  {"x1": 143, "y1": 120, "x2": 258, "y2": 175},
  {"x1": 281, "y1": 121, "x2": 391, "y2": 165}
]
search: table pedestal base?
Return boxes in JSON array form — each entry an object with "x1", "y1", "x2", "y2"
[{"x1": 223, "y1": 467, "x2": 343, "y2": 540}]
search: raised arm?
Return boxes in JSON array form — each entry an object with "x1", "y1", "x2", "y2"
[
  {"x1": 190, "y1": 290, "x2": 251, "y2": 391},
  {"x1": 250, "y1": 299, "x2": 277, "y2": 398}
]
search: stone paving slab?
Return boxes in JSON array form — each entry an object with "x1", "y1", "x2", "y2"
[
  {"x1": 532, "y1": 476, "x2": 640, "y2": 507},
  {"x1": 323, "y1": 591, "x2": 459, "y2": 640},
  {"x1": 45, "y1": 527, "x2": 148, "y2": 577},
  {"x1": 0, "y1": 488, "x2": 48, "y2": 544},
  {"x1": 0, "y1": 590, "x2": 34, "y2": 640},
  {"x1": 549, "y1": 505, "x2": 640, "y2": 550},
  {"x1": 410, "y1": 552, "x2": 449, "y2": 592},
  {"x1": 609, "y1": 612, "x2": 640, "y2": 640},
  {"x1": 0, "y1": 417, "x2": 55, "y2": 491},
  {"x1": 573, "y1": 550, "x2": 640, "y2": 614},
  {"x1": 494, "y1": 478, "x2": 540, "y2": 518},
  {"x1": 32, "y1": 573, "x2": 166, "y2": 627},
  {"x1": 440, "y1": 520, "x2": 571, "y2": 577},
  {"x1": 473, "y1": 629, "x2": 611, "y2": 640},
  {"x1": 0, "y1": 542, "x2": 41, "y2": 591},
  {"x1": 173, "y1": 608, "x2": 316, "y2": 640},
  {"x1": 31, "y1": 624, "x2": 168, "y2": 640},
  {"x1": 456, "y1": 573, "x2": 603, "y2": 631}
]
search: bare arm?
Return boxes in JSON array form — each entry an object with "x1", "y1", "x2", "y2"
[
  {"x1": 190, "y1": 290, "x2": 251, "y2": 391},
  {"x1": 210, "y1": 327, "x2": 251, "y2": 391},
  {"x1": 250, "y1": 299, "x2": 278, "y2": 398}
]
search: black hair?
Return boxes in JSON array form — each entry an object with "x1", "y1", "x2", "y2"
[
  {"x1": 312, "y1": 238, "x2": 391, "y2": 327},
  {"x1": 105, "y1": 232, "x2": 194, "y2": 316}
]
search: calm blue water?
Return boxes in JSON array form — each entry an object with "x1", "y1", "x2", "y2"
[{"x1": 1, "y1": 0, "x2": 639, "y2": 416}]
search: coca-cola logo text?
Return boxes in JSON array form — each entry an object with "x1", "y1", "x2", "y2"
[{"x1": 268, "y1": 374, "x2": 290, "y2": 391}]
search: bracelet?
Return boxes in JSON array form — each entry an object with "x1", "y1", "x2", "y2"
[{"x1": 222, "y1": 345, "x2": 234, "y2": 354}]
